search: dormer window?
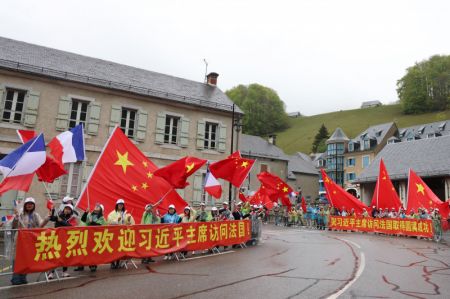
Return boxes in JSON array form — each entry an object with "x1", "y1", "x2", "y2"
[
  {"x1": 418, "y1": 126, "x2": 425, "y2": 134},
  {"x1": 438, "y1": 122, "x2": 446, "y2": 131},
  {"x1": 348, "y1": 142, "x2": 354, "y2": 152}
]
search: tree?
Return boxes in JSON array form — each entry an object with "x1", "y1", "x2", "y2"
[
  {"x1": 311, "y1": 124, "x2": 329, "y2": 153},
  {"x1": 226, "y1": 84, "x2": 290, "y2": 136},
  {"x1": 397, "y1": 55, "x2": 450, "y2": 114}
]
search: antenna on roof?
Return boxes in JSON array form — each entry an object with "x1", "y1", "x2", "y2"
[{"x1": 203, "y1": 59, "x2": 208, "y2": 83}]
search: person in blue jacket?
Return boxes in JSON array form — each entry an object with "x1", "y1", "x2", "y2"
[
  {"x1": 306, "y1": 203, "x2": 313, "y2": 228},
  {"x1": 161, "y1": 204, "x2": 181, "y2": 260},
  {"x1": 311, "y1": 205, "x2": 318, "y2": 229}
]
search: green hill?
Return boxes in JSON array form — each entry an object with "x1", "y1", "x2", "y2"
[{"x1": 277, "y1": 104, "x2": 450, "y2": 154}]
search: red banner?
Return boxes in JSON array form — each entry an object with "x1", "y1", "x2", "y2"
[
  {"x1": 329, "y1": 216, "x2": 433, "y2": 238},
  {"x1": 14, "y1": 220, "x2": 251, "y2": 274}
]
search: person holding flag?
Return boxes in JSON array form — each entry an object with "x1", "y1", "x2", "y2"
[
  {"x1": 48, "y1": 203, "x2": 78, "y2": 278},
  {"x1": 11, "y1": 198, "x2": 50, "y2": 285}
]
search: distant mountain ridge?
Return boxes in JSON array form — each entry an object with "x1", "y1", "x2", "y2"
[{"x1": 276, "y1": 104, "x2": 450, "y2": 154}]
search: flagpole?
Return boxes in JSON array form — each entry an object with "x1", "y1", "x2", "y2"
[
  {"x1": 0, "y1": 133, "x2": 43, "y2": 183},
  {"x1": 376, "y1": 160, "x2": 381, "y2": 208},
  {"x1": 152, "y1": 188, "x2": 175, "y2": 209},
  {"x1": 79, "y1": 123, "x2": 90, "y2": 211},
  {"x1": 75, "y1": 126, "x2": 118, "y2": 209},
  {"x1": 42, "y1": 182, "x2": 55, "y2": 205},
  {"x1": 405, "y1": 168, "x2": 411, "y2": 210}
]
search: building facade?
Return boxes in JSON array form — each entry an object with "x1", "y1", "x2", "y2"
[
  {"x1": 325, "y1": 128, "x2": 349, "y2": 187},
  {"x1": 0, "y1": 36, "x2": 242, "y2": 217}
]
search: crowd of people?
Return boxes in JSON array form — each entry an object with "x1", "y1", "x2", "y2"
[{"x1": 8, "y1": 196, "x2": 267, "y2": 285}]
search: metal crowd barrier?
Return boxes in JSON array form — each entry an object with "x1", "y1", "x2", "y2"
[{"x1": 0, "y1": 226, "x2": 17, "y2": 276}]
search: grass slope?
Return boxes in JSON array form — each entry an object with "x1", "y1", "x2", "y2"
[{"x1": 277, "y1": 104, "x2": 450, "y2": 154}]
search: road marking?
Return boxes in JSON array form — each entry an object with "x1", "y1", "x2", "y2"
[
  {"x1": 0, "y1": 275, "x2": 86, "y2": 291},
  {"x1": 339, "y1": 238, "x2": 361, "y2": 249},
  {"x1": 181, "y1": 250, "x2": 235, "y2": 261},
  {"x1": 327, "y1": 239, "x2": 365, "y2": 299}
]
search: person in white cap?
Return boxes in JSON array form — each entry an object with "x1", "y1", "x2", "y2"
[
  {"x1": 161, "y1": 204, "x2": 181, "y2": 260},
  {"x1": 141, "y1": 203, "x2": 160, "y2": 225},
  {"x1": 11, "y1": 197, "x2": 50, "y2": 285},
  {"x1": 48, "y1": 203, "x2": 77, "y2": 278},
  {"x1": 219, "y1": 201, "x2": 233, "y2": 220},
  {"x1": 58, "y1": 196, "x2": 79, "y2": 216},
  {"x1": 180, "y1": 206, "x2": 196, "y2": 223},
  {"x1": 196, "y1": 203, "x2": 209, "y2": 222},
  {"x1": 76, "y1": 203, "x2": 106, "y2": 272},
  {"x1": 209, "y1": 206, "x2": 220, "y2": 221},
  {"x1": 107, "y1": 199, "x2": 135, "y2": 269},
  {"x1": 107, "y1": 199, "x2": 135, "y2": 225}
]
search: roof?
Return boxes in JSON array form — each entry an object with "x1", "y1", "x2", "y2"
[
  {"x1": 361, "y1": 100, "x2": 382, "y2": 107},
  {"x1": 296, "y1": 152, "x2": 312, "y2": 162},
  {"x1": 288, "y1": 154, "x2": 318, "y2": 177},
  {"x1": 0, "y1": 36, "x2": 241, "y2": 113},
  {"x1": 326, "y1": 127, "x2": 349, "y2": 144},
  {"x1": 398, "y1": 120, "x2": 450, "y2": 141},
  {"x1": 240, "y1": 134, "x2": 290, "y2": 161},
  {"x1": 354, "y1": 135, "x2": 450, "y2": 183},
  {"x1": 349, "y1": 122, "x2": 395, "y2": 147}
]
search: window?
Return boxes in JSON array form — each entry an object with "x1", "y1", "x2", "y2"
[
  {"x1": 69, "y1": 99, "x2": 88, "y2": 129},
  {"x1": 362, "y1": 155, "x2": 370, "y2": 168},
  {"x1": 2, "y1": 88, "x2": 26, "y2": 123},
  {"x1": 260, "y1": 164, "x2": 269, "y2": 173},
  {"x1": 363, "y1": 139, "x2": 370, "y2": 150},
  {"x1": 204, "y1": 122, "x2": 218, "y2": 149},
  {"x1": 164, "y1": 115, "x2": 180, "y2": 144},
  {"x1": 59, "y1": 163, "x2": 82, "y2": 198},
  {"x1": 348, "y1": 142, "x2": 354, "y2": 152},
  {"x1": 427, "y1": 133, "x2": 435, "y2": 138},
  {"x1": 346, "y1": 157, "x2": 355, "y2": 167},
  {"x1": 120, "y1": 108, "x2": 137, "y2": 138},
  {"x1": 346, "y1": 172, "x2": 356, "y2": 181}
]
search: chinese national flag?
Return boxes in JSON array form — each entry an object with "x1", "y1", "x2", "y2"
[
  {"x1": 249, "y1": 187, "x2": 274, "y2": 209},
  {"x1": 257, "y1": 172, "x2": 293, "y2": 208},
  {"x1": 406, "y1": 169, "x2": 448, "y2": 217},
  {"x1": 209, "y1": 152, "x2": 255, "y2": 188},
  {"x1": 239, "y1": 191, "x2": 248, "y2": 202},
  {"x1": 76, "y1": 127, "x2": 187, "y2": 222},
  {"x1": 154, "y1": 156, "x2": 207, "y2": 189},
  {"x1": 16, "y1": 130, "x2": 67, "y2": 183},
  {"x1": 370, "y1": 159, "x2": 402, "y2": 210},
  {"x1": 301, "y1": 196, "x2": 307, "y2": 213},
  {"x1": 321, "y1": 169, "x2": 368, "y2": 214}
]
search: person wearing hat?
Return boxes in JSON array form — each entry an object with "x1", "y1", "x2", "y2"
[
  {"x1": 232, "y1": 202, "x2": 244, "y2": 221},
  {"x1": 180, "y1": 206, "x2": 196, "y2": 223},
  {"x1": 141, "y1": 204, "x2": 160, "y2": 225},
  {"x1": 273, "y1": 203, "x2": 281, "y2": 226},
  {"x1": 107, "y1": 199, "x2": 134, "y2": 269},
  {"x1": 219, "y1": 201, "x2": 233, "y2": 220},
  {"x1": 161, "y1": 204, "x2": 181, "y2": 260},
  {"x1": 196, "y1": 203, "x2": 209, "y2": 222},
  {"x1": 76, "y1": 203, "x2": 106, "y2": 272},
  {"x1": 371, "y1": 206, "x2": 378, "y2": 218},
  {"x1": 58, "y1": 196, "x2": 79, "y2": 216},
  {"x1": 48, "y1": 203, "x2": 77, "y2": 278},
  {"x1": 140, "y1": 204, "x2": 160, "y2": 264},
  {"x1": 107, "y1": 199, "x2": 135, "y2": 225},
  {"x1": 209, "y1": 206, "x2": 220, "y2": 221},
  {"x1": 11, "y1": 197, "x2": 50, "y2": 285}
]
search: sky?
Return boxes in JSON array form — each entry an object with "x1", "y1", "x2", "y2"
[{"x1": 0, "y1": 0, "x2": 449, "y2": 115}]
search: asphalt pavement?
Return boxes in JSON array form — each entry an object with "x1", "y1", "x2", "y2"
[{"x1": 1, "y1": 225, "x2": 449, "y2": 299}]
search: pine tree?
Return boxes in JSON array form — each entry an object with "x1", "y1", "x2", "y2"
[{"x1": 311, "y1": 124, "x2": 329, "y2": 153}]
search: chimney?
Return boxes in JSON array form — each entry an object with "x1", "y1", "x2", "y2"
[
  {"x1": 206, "y1": 72, "x2": 219, "y2": 86},
  {"x1": 268, "y1": 134, "x2": 277, "y2": 145}
]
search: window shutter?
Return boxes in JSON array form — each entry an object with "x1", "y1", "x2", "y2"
[
  {"x1": 87, "y1": 102, "x2": 101, "y2": 136},
  {"x1": 109, "y1": 105, "x2": 121, "y2": 134},
  {"x1": 192, "y1": 173, "x2": 203, "y2": 205},
  {"x1": 136, "y1": 109, "x2": 148, "y2": 142},
  {"x1": 155, "y1": 112, "x2": 165, "y2": 144},
  {"x1": 56, "y1": 96, "x2": 71, "y2": 131},
  {"x1": 218, "y1": 123, "x2": 227, "y2": 152},
  {"x1": 196, "y1": 120, "x2": 205, "y2": 149},
  {"x1": 23, "y1": 91, "x2": 40, "y2": 128},
  {"x1": 0, "y1": 86, "x2": 5, "y2": 118},
  {"x1": 179, "y1": 117, "x2": 190, "y2": 148}
]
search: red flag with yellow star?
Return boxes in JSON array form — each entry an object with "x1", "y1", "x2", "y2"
[
  {"x1": 321, "y1": 169, "x2": 368, "y2": 215},
  {"x1": 249, "y1": 186, "x2": 274, "y2": 209},
  {"x1": 76, "y1": 127, "x2": 187, "y2": 222},
  {"x1": 257, "y1": 172, "x2": 293, "y2": 200},
  {"x1": 406, "y1": 169, "x2": 446, "y2": 215},
  {"x1": 370, "y1": 159, "x2": 402, "y2": 210},
  {"x1": 209, "y1": 152, "x2": 255, "y2": 188},
  {"x1": 153, "y1": 156, "x2": 207, "y2": 189}
]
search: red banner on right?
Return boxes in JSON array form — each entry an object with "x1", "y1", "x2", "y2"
[{"x1": 329, "y1": 216, "x2": 433, "y2": 238}]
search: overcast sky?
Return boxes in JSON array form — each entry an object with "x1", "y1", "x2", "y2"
[{"x1": 1, "y1": 0, "x2": 449, "y2": 115}]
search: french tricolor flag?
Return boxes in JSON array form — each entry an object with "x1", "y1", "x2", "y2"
[
  {"x1": 48, "y1": 124, "x2": 86, "y2": 164},
  {"x1": 1, "y1": 215, "x2": 14, "y2": 223},
  {"x1": 0, "y1": 134, "x2": 46, "y2": 195},
  {"x1": 204, "y1": 169, "x2": 222, "y2": 199}
]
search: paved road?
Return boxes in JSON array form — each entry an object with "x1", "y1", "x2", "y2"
[{"x1": 1, "y1": 226, "x2": 449, "y2": 299}]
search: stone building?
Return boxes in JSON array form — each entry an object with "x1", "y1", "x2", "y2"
[{"x1": 0, "y1": 36, "x2": 242, "y2": 217}]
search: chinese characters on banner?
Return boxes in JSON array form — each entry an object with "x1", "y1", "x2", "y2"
[
  {"x1": 14, "y1": 220, "x2": 251, "y2": 274},
  {"x1": 329, "y1": 216, "x2": 433, "y2": 238}
]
